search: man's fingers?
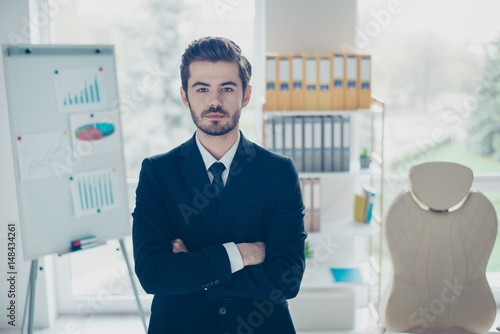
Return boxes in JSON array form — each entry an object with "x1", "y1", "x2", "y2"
[{"x1": 171, "y1": 238, "x2": 188, "y2": 253}]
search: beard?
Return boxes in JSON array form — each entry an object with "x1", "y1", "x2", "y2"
[{"x1": 189, "y1": 104, "x2": 241, "y2": 136}]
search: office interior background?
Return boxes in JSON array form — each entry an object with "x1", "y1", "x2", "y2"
[{"x1": 1, "y1": 0, "x2": 500, "y2": 332}]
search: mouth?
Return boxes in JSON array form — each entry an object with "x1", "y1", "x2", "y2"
[{"x1": 205, "y1": 112, "x2": 225, "y2": 120}]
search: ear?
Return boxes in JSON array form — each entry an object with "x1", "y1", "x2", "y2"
[
  {"x1": 242, "y1": 85, "x2": 252, "y2": 108},
  {"x1": 180, "y1": 87, "x2": 190, "y2": 108}
]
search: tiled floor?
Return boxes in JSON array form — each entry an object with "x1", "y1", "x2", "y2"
[{"x1": 3, "y1": 308, "x2": 499, "y2": 334}]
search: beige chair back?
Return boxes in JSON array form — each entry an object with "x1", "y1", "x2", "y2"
[{"x1": 379, "y1": 162, "x2": 497, "y2": 334}]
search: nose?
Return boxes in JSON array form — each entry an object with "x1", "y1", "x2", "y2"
[{"x1": 208, "y1": 91, "x2": 222, "y2": 109}]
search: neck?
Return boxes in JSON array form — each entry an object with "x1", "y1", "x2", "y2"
[{"x1": 197, "y1": 127, "x2": 239, "y2": 161}]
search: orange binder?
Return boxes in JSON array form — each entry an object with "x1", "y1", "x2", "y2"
[
  {"x1": 331, "y1": 54, "x2": 345, "y2": 110},
  {"x1": 291, "y1": 54, "x2": 305, "y2": 110},
  {"x1": 305, "y1": 55, "x2": 319, "y2": 110},
  {"x1": 277, "y1": 56, "x2": 292, "y2": 110},
  {"x1": 265, "y1": 55, "x2": 278, "y2": 111},
  {"x1": 344, "y1": 54, "x2": 358, "y2": 110},
  {"x1": 318, "y1": 55, "x2": 331, "y2": 110},
  {"x1": 358, "y1": 55, "x2": 371, "y2": 109}
]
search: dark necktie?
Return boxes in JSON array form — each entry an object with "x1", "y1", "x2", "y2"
[{"x1": 209, "y1": 162, "x2": 226, "y2": 204}]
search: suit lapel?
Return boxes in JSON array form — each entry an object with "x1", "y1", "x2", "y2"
[
  {"x1": 213, "y1": 133, "x2": 258, "y2": 240},
  {"x1": 178, "y1": 134, "x2": 218, "y2": 232}
]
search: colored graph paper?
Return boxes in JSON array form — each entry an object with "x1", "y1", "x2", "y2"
[
  {"x1": 69, "y1": 168, "x2": 121, "y2": 217},
  {"x1": 54, "y1": 67, "x2": 107, "y2": 113}
]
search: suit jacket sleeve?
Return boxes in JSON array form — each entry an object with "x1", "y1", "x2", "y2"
[
  {"x1": 132, "y1": 157, "x2": 233, "y2": 296},
  {"x1": 209, "y1": 157, "x2": 307, "y2": 301}
]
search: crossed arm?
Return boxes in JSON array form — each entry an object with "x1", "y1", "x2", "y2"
[{"x1": 171, "y1": 238, "x2": 266, "y2": 266}]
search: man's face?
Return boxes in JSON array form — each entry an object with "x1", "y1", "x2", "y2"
[{"x1": 181, "y1": 61, "x2": 251, "y2": 137}]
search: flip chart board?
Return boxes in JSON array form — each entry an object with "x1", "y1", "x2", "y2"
[{"x1": 2, "y1": 45, "x2": 130, "y2": 260}]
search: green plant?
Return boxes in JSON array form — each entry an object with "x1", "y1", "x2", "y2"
[
  {"x1": 361, "y1": 146, "x2": 370, "y2": 157},
  {"x1": 305, "y1": 240, "x2": 313, "y2": 260}
]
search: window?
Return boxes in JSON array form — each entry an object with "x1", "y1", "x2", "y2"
[
  {"x1": 48, "y1": 0, "x2": 255, "y2": 311},
  {"x1": 358, "y1": 0, "x2": 500, "y2": 292},
  {"x1": 51, "y1": 0, "x2": 256, "y2": 178},
  {"x1": 357, "y1": 0, "x2": 500, "y2": 173}
]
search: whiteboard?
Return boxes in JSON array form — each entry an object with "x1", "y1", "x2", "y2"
[{"x1": 2, "y1": 45, "x2": 130, "y2": 260}]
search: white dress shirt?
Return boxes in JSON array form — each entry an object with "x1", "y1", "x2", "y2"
[{"x1": 195, "y1": 131, "x2": 244, "y2": 274}]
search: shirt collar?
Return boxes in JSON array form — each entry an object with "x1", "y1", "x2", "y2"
[{"x1": 195, "y1": 130, "x2": 241, "y2": 173}]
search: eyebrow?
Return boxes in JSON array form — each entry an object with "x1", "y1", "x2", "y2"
[
  {"x1": 220, "y1": 81, "x2": 238, "y2": 87},
  {"x1": 191, "y1": 81, "x2": 239, "y2": 88},
  {"x1": 191, "y1": 81, "x2": 209, "y2": 88}
]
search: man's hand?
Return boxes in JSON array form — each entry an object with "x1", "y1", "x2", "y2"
[
  {"x1": 236, "y1": 242, "x2": 266, "y2": 266},
  {"x1": 171, "y1": 238, "x2": 189, "y2": 253}
]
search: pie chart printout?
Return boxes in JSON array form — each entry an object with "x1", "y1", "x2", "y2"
[{"x1": 75, "y1": 123, "x2": 115, "y2": 141}]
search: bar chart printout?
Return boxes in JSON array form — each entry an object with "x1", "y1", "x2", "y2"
[
  {"x1": 54, "y1": 67, "x2": 107, "y2": 113},
  {"x1": 69, "y1": 168, "x2": 121, "y2": 217}
]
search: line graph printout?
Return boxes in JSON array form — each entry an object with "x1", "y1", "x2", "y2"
[
  {"x1": 69, "y1": 168, "x2": 121, "y2": 217},
  {"x1": 54, "y1": 67, "x2": 108, "y2": 113},
  {"x1": 16, "y1": 131, "x2": 71, "y2": 181}
]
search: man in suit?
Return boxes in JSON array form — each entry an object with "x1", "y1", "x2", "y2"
[{"x1": 132, "y1": 36, "x2": 306, "y2": 334}]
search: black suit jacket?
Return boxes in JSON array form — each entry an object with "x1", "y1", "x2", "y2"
[{"x1": 132, "y1": 131, "x2": 306, "y2": 333}]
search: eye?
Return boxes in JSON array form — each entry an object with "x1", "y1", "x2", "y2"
[
  {"x1": 197, "y1": 87, "x2": 208, "y2": 93},
  {"x1": 221, "y1": 87, "x2": 233, "y2": 93}
]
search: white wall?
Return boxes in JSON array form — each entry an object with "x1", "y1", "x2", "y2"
[
  {"x1": 0, "y1": 0, "x2": 56, "y2": 330},
  {"x1": 265, "y1": 0, "x2": 356, "y2": 53}
]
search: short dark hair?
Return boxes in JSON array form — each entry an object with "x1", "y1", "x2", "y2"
[{"x1": 180, "y1": 36, "x2": 252, "y2": 94}]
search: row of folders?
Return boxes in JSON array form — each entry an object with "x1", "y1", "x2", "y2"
[
  {"x1": 300, "y1": 178, "x2": 321, "y2": 232},
  {"x1": 265, "y1": 53, "x2": 371, "y2": 111},
  {"x1": 264, "y1": 115, "x2": 350, "y2": 172}
]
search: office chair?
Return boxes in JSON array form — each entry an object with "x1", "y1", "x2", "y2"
[{"x1": 379, "y1": 162, "x2": 497, "y2": 334}]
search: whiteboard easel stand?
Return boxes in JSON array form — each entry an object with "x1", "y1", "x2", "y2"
[
  {"x1": 21, "y1": 259, "x2": 38, "y2": 334},
  {"x1": 119, "y1": 238, "x2": 148, "y2": 333},
  {"x1": 20, "y1": 239, "x2": 147, "y2": 334}
]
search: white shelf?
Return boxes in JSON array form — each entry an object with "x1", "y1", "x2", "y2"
[
  {"x1": 308, "y1": 218, "x2": 379, "y2": 237},
  {"x1": 297, "y1": 165, "x2": 380, "y2": 177},
  {"x1": 262, "y1": 109, "x2": 372, "y2": 118},
  {"x1": 300, "y1": 264, "x2": 375, "y2": 289},
  {"x1": 297, "y1": 164, "x2": 380, "y2": 177},
  {"x1": 298, "y1": 170, "x2": 360, "y2": 178}
]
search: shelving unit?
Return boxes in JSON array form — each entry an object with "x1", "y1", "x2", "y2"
[
  {"x1": 366, "y1": 97, "x2": 385, "y2": 323},
  {"x1": 260, "y1": 100, "x2": 385, "y2": 331},
  {"x1": 256, "y1": 0, "x2": 385, "y2": 330}
]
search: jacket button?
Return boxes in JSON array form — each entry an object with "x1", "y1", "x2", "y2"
[{"x1": 219, "y1": 307, "x2": 227, "y2": 315}]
